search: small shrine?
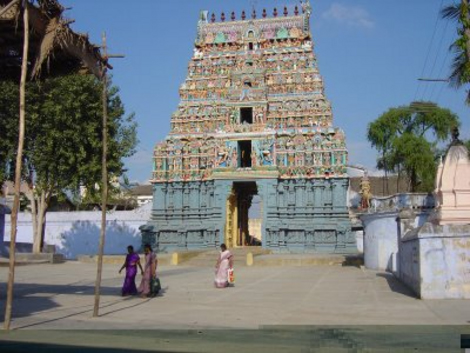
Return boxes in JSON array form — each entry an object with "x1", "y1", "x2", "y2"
[
  {"x1": 397, "y1": 130, "x2": 470, "y2": 298},
  {"x1": 142, "y1": 1, "x2": 355, "y2": 252},
  {"x1": 434, "y1": 129, "x2": 470, "y2": 225}
]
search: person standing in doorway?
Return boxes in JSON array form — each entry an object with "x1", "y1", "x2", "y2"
[
  {"x1": 119, "y1": 245, "x2": 143, "y2": 296},
  {"x1": 214, "y1": 243, "x2": 233, "y2": 288}
]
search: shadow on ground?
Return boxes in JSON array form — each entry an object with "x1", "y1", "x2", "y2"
[
  {"x1": 0, "y1": 341, "x2": 169, "y2": 353},
  {"x1": 376, "y1": 272, "x2": 417, "y2": 298},
  {"x1": 0, "y1": 327, "x2": 467, "y2": 352},
  {"x1": 0, "y1": 281, "x2": 136, "y2": 325}
]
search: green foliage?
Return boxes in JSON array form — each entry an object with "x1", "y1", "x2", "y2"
[
  {"x1": 441, "y1": 2, "x2": 470, "y2": 103},
  {"x1": 367, "y1": 102, "x2": 460, "y2": 192},
  {"x1": 0, "y1": 74, "x2": 138, "y2": 201},
  {"x1": 0, "y1": 80, "x2": 20, "y2": 184}
]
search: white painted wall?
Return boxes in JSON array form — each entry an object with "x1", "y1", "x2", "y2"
[
  {"x1": 3, "y1": 203, "x2": 151, "y2": 259},
  {"x1": 400, "y1": 223, "x2": 470, "y2": 299},
  {"x1": 361, "y1": 211, "x2": 431, "y2": 272},
  {"x1": 361, "y1": 212, "x2": 398, "y2": 271}
]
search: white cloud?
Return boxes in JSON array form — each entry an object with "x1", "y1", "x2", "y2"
[{"x1": 322, "y1": 3, "x2": 374, "y2": 29}]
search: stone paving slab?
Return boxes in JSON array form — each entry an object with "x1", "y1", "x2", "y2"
[{"x1": 0, "y1": 262, "x2": 469, "y2": 351}]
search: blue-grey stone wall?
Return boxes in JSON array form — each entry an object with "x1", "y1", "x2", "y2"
[{"x1": 143, "y1": 177, "x2": 355, "y2": 253}]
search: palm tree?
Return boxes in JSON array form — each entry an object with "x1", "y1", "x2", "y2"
[{"x1": 441, "y1": 0, "x2": 470, "y2": 103}]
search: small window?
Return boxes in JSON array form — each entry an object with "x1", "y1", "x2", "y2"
[
  {"x1": 238, "y1": 140, "x2": 252, "y2": 168},
  {"x1": 249, "y1": 42, "x2": 254, "y2": 51},
  {"x1": 240, "y1": 107, "x2": 253, "y2": 124}
]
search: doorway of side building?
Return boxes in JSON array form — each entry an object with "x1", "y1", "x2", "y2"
[{"x1": 225, "y1": 181, "x2": 262, "y2": 248}]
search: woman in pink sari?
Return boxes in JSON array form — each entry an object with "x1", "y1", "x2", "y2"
[
  {"x1": 214, "y1": 243, "x2": 233, "y2": 288},
  {"x1": 138, "y1": 244, "x2": 157, "y2": 298}
]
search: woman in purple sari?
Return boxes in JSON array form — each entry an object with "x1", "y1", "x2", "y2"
[
  {"x1": 138, "y1": 244, "x2": 157, "y2": 298},
  {"x1": 119, "y1": 245, "x2": 143, "y2": 296},
  {"x1": 214, "y1": 243, "x2": 233, "y2": 288}
]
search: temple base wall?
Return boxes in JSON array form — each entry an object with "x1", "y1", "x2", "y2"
[{"x1": 142, "y1": 178, "x2": 356, "y2": 253}]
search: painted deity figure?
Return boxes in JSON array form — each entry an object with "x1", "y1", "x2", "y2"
[
  {"x1": 217, "y1": 145, "x2": 229, "y2": 167},
  {"x1": 359, "y1": 172, "x2": 372, "y2": 209},
  {"x1": 262, "y1": 150, "x2": 273, "y2": 166},
  {"x1": 231, "y1": 148, "x2": 238, "y2": 168},
  {"x1": 240, "y1": 81, "x2": 252, "y2": 101},
  {"x1": 251, "y1": 148, "x2": 258, "y2": 167}
]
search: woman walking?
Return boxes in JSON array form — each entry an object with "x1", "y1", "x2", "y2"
[
  {"x1": 119, "y1": 245, "x2": 143, "y2": 296},
  {"x1": 214, "y1": 243, "x2": 233, "y2": 288},
  {"x1": 138, "y1": 244, "x2": 157, "y2": 298}
]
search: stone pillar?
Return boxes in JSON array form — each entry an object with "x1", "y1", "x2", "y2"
[
  {"x1": 396, "y1": 208, "x2": 415, "y2": 275},
  {"x1": 397, "y1": 208, "x2": 415, "y2": 239}
]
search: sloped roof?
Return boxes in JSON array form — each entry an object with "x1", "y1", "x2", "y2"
[
  {"x1": 130, "y1": 185, "x2": 153, "y2": 196},
  {"x1": 0, "y1": 0, "x2": 105, "y2": 80}
]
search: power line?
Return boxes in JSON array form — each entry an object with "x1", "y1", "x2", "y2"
[
  {"x1": 414, "y1": 0, "x2": 445, "y2": 102},
  {"x1": 427, "y1": 19, "x2": 450, "y2": 100},
  {"x1": 435, "y1": 20, "x2": 459, "y2": 102}
]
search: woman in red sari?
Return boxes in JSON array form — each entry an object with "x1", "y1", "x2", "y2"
[
  {"x1": 138, "y1": 244, "x2": 157, "y2": 298},
  {"x1": 214, "y1": 243, "x2": 233, "y2": 288}
]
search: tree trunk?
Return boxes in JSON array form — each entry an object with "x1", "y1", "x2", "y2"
[
  {"x1": 410, "y1": 170, "x2": 417, "y2": 193},
  {"x1": 27, "y1": 188, "x2": 40, "y2": 253},
  {"x1": 4, "y1": 1, "x2": 29, "y2": 331},
  {"x1": 461, "y1": 0, "x2": 470, "y2": 102},
  {"x1": 463, "y1": 0, "x2": 470, "y2": 61},
  {"x1": 33, "y1": 190, "x2": 49, "y2": 253}
]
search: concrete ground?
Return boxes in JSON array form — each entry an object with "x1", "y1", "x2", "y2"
[{"x1": 0, "y1": 262, "x2": 469, "y2": 352}]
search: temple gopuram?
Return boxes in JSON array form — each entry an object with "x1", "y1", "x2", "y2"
[{"x1": 141, "y1": 1, "x2": 356, "y2": 253}]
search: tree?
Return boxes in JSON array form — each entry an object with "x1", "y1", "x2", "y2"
[
  {"x1": 441, "y1": 0, "x2": 470, "y2": 103},
  {"x1": 367, "y1": 102, "x2": 460, "y2": 192},
  {"x1": 0, "y1": 74, "x2": 138, "y2": 253},
  {"x1": 0, "y1": 81, "x2": 21, "y2": 185}
]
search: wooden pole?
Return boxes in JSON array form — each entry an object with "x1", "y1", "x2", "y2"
[
  {"x1": 4, "y1": 0, "x2": 29, "y2": 331},
  {"x1": 93, "y1": 32, "x2": 109, "y2": 318}
]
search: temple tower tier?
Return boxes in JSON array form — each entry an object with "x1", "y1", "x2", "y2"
[{"x1": 142, "y1": 1, "x2": 356, "y2": 253}]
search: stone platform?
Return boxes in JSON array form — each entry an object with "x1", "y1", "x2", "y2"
[
  {"x1": 76, "y1": 249, "x2": 363, "y2": 267},
  {"x1": 0, "y1": 253, "x2": 65, "y2": 267},
  {"x1": 1, "y1": 261, "x2": 469, "y2": 351}
]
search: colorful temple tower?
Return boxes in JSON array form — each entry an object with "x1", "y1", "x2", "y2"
[{"x1": 141, "y1": 1, "x2": 356, "y2": 253}]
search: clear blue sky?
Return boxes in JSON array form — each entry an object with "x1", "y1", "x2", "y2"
[{"x1": 62, "y1": 0, "x2": 470, "y2": 183}]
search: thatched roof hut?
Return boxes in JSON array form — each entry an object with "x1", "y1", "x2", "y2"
[{"x1": 0, "y1": 0, "x2": 105, "y2": 80}]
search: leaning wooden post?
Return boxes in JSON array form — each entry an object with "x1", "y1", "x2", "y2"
[
  {"x1": 93, "y1": 32, "x2": 109, "y2": 318},
  {"x1": 4, "y1": 0, "x2": 29, "y2": 331},
  {"x1": 92, "y1": 34, "x2": 124, "y2": 317}
]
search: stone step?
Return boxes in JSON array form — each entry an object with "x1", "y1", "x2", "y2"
[
  {"x1": 184, "y1": 247, "x2": 269, "y2": 258},
  {"x1": 178, "y1": 247, "x2": 269, "y2": 267},
  {"x1": 0, "y1": 258, "x2": 50, "y2": 267},
  {"x1": 77, "y1": 254, "x2": 174, "y2": 266},
  {"x1": 182, "y1": 258, "x2": 249, "y2": 267},
  {"x1": 253, "y1": 254, "x2": 363, "y2": 267},
  {"x1": 9, "y1": 253, "x2": 65, "y2": 264}
]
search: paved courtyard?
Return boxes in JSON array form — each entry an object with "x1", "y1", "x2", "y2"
[{"x1": 0, "y1": 262, "x2": 469, "y2": 351}]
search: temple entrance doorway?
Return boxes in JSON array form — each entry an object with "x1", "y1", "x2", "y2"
[{"x1": 225, "y1": 181, "x2": 262, "y2": 248}]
